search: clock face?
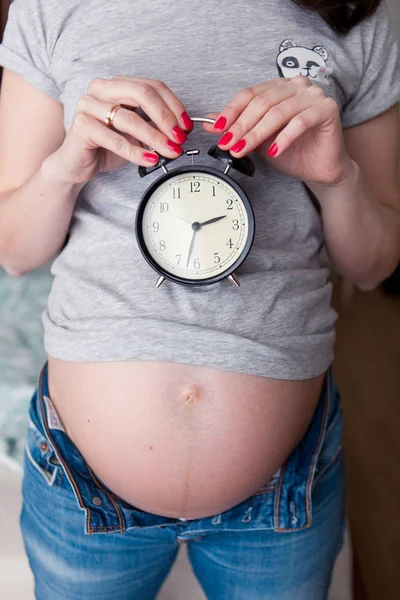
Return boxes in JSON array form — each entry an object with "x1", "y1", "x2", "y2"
[{"x1": 137, "y1": 167, "x2": 254, "y2": 283}]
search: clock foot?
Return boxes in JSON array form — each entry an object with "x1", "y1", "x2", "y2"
[
  {"x1": 155, "y1": 276, "x2": 166, "y2": 288},
  {"x1": 228, "y1": 273, "x2": 240, "y2": 287}
]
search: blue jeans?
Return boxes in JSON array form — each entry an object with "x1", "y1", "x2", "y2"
[{"x1": 20, "y1": 362, "x2": 346, "y2": 600}]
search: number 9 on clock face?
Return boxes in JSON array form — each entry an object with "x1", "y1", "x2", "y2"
[{"x1": 135, "y1": 165, "x2": 255, "y2": 286}]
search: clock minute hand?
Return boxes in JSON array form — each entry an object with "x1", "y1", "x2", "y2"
[
  {"x1": 185, "y1": 217, "x2": 225, "y2": 268},
  {"x1": 199, "y1": 215, "x2": 227, "y2": 227},
  {"x1": 186, "y1": 229, "x2": 197, "y2": 268}
]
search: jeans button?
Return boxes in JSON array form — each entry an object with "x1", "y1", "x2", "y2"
[{"x1": 92, "y1": 496, "x2": 103, "y2": 506}]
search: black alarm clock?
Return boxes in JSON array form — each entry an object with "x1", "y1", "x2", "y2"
[{"x1": 135, "y1": 117, "x2": 256, "y2": 288}]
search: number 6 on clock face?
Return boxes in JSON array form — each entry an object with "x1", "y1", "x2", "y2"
[{"x1": 136, "y1": 165, "x2": 255, "y2": 287}]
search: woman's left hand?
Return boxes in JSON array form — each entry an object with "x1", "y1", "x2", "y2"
[{"x1": 203, "y1": 75, "x2": 354, "y2": 186}]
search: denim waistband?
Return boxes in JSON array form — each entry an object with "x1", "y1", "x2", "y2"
[{"x1": 31, "y1": 361, "x2": 337, "y2": 536}]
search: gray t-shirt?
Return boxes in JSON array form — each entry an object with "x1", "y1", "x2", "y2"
[{"x1": 1, "y1": 0, "x2": 400, "y2": 379}]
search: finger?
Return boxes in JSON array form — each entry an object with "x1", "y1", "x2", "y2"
[
  {"x1": 201, "y1": 113, "x2": 220, "y2": 134},
  {"x1": 87, "y1": 78, "x2": 191, "y2": 146},
  {"x1": 111, "y1": 75, "x2": 194, "y2": 131},
  {"x1": 78, "y1": 95, "x2": 184, "y2": 159},
  {"x1": 267, "y1": 97, "x2": 339, "y2": 158},
  {"x1": 73, "y1": 113, "x2": 161, "y2": 167},
  {"x1": 211, "y1": 76, "x2": 304, "y2": 134},
  {"x1": 225, "y1": 85, "x2": 326, "y2": 157}
]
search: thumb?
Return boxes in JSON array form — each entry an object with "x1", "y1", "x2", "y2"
[{"x1": 201, "y1": 112, "x2": 220, "y2": 135}]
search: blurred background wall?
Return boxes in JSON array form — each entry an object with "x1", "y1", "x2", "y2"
[{"x1": 334, "y1": 7, "x2": 400, "y2": 600}]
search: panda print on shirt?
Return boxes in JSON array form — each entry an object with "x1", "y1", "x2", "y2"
[{"x1": 276, "y1": 40, "x2": 333, "y2": 85}]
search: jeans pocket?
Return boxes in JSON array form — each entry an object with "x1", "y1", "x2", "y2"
[
  {"x1": 313, "y1": 387, "x2": 343, "y2": 489},
  {"x1": 25, "y1": 417, "x2": 62, "y2": 487}
]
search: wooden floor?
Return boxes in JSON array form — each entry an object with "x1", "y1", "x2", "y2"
[{"x1": 332, "y1": 283, "x2": 400, "y2": 600}]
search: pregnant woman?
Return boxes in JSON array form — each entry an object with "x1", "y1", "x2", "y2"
[{"x1": 0, "y1": 0, "x2": 400, "y2": 598}]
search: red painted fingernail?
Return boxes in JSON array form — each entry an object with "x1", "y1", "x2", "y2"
[
  {"x1": 181, "y1": 112, "x2": 193, "y2": 131},
  {"x1": 268, "y1": 143, "x2": 278, "y2": 157},
  {"x1": 230, "y1": 139, "x2": 246, "y2": 153},
  {"x1": 217, "y1": 132, "x2": 234, "y2": 146},
  {"x1": 143, "y1": 152, "x2": 159, "y2": 163},
  {"x1": 214, "y1": 116, "x2": 227, "y2": 131},
  {"x1": 172, "y1": 126, "x2": 187, "y2": 144},
  {"x1": 166, "y1": 139, "x2": 183, "y2": 154}
]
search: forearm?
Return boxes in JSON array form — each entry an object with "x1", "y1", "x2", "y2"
[
  {"x1": 0, "y1": 151, "x2": 83, "y2": 276},
  {"x1": 308, "y1": 160, "x2": 400, "y2": 290}
]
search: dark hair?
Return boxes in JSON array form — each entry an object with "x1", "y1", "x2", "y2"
[{"x1": 293, "y1": 0, "x2": 380, "y2": 34}]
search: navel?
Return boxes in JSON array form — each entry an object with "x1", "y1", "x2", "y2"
[
  {"x1": 184, "y1": 392, "x2": 195, "y2": 404},
  {"x1": 181, "y1": 387, "x2": 202, "y2": 405}
]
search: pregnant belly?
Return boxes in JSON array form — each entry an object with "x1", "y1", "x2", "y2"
[{"x1": 47, "y1": 356, "x2": 324, "y2": 519}]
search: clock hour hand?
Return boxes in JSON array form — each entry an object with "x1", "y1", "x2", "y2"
[{"x1": 199, "y1": 215, "x2": 227, "y2": 227}]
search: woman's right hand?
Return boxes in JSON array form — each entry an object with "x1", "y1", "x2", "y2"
[{"x1": 51, "y1": 76, "x2": 193, "y2": 185}]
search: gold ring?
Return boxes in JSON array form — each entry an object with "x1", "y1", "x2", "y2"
[{"x1": 105, "y1": 104, "x2": 123, "y2": 129}]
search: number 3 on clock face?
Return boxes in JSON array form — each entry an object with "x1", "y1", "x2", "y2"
[{"x1": 135, "y1": 165, "x2": 255, "y2": 286}]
